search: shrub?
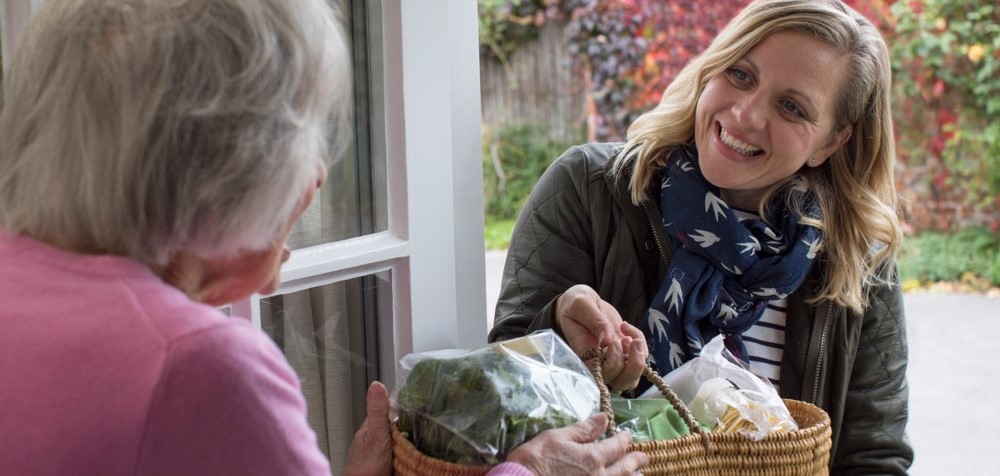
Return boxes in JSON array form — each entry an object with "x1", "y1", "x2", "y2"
[
  {"x1": 898, "y1": 227, "x2": 1000, "y2": 287},
  {"x1": 482, "y1": 123, "x2": 580, "y2": 222},
  {"x1": 889, "y1": 0, "x2": 1000, "y2": 213}
]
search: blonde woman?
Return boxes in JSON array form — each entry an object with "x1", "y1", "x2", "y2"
[{"x1": 490, "y1": 0, "x2": 912, "y2": 472}]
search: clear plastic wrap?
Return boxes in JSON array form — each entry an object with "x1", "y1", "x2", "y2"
[
  {"x1": 610, "y1": 395, "x2": 690, "y2": 442},
  {"x1": 393, "y1": 330, "x2": 599, "y2": 465},
  {"x1": 641, "y1": 334, "x2": 797, "y2": 440}
]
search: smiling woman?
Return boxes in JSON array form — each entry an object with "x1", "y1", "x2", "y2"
[{"x1": 488, "y1": 0, "x2": 913, "y2": 473}]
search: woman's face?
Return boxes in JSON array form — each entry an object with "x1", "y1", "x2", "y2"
[
  {"x1": 252, "y1": 159, "x2": 328, "y2": 297},
  {"x1": 694, "y1": 31, "x2": 852, "y2": 210}
]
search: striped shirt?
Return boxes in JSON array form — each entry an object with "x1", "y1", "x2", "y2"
[{"x1": 743, "y1": 300, "x2": 787, "y2": 386}]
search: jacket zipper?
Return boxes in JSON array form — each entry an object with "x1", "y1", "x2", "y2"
[
  {"x1": 811, "y1": 302, "x2": 835, "y2": 404},
  {"x1": 641, "y1": 202, "x2": 670, "y2": 268}
]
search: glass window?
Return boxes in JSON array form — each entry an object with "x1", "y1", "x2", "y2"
[
  {"x1": 260, "y1": 272, "x2": 390, "y2": 474},
  {"x1": 287, "y1": 0, "x2": 386, "y2": 250},
  {"x1": 256, "y1": 0, "x2": 391, "y2": 468},
  {"x1": 241, "y1": 0, "x2": 488, "y2": 467}
]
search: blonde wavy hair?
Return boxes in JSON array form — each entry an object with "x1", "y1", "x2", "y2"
[
  {"x1": 610, "y1": 0, "x2": 901, "y2": 314},
  {"x1": 0, "y1": 0, "x2": 348, "y2": 267}
]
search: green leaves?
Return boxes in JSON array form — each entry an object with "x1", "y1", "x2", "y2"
[
  {"x1": 900, "y1": 226, "x2": 1000, "y2": 286},
  {"x1": 890, "y1": 0, "x2": 1000, "y2": 210},
  {"x1": 396, "y1": 338, "x2": 598, "y2": 465},
  {"x1": 482, "y1": 123, "x2": 578, "y2": 222}
]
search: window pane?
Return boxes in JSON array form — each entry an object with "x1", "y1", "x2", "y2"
[
  {"x1": 259, "y1": 271, "x2": 389, "y2": 473},
  {"x1": 287, "y1": 0, "x2": 386, "y2": 250}
]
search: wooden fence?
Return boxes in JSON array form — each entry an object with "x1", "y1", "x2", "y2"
[{"x1": 479, "y1": 21, "x2": 587, "y2": 145}]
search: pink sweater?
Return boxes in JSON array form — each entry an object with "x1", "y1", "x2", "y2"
[
  {"x1": 0, "y1": 231, "x2": 533, "y2": 476},
  {"x1": 0, "y1": 231, "x2": 332, "y2": 474}
]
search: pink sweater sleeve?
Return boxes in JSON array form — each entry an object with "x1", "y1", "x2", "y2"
[
  {"x1": 487, "y1": 462, "x2": 534, "y2": 476},
  {"x1": 133, "y1": 321, "x2": 331, "y2": 475}
]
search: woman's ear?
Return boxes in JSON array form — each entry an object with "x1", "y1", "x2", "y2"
[
  {"x1": 157, "y1": 250, "x2": 208, "y2": 302},
  {"x1": 810, "y1": 125, "x2": 853, "y2": 167}
]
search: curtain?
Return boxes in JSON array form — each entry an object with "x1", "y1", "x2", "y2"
[
  {"x1": 259, "y1": 153, "x2": 366, "y2": 472},
  {"x1": 261, "y1": 284, "x2": 357, "y2": 474}
]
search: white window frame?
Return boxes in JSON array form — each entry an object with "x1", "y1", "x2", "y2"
[
  {"x1": 244, "y1": 0, "x2": 489, "y2": 385},
  {"x1": 2, "y1": 0, "x2": 489, "y2": 388}
]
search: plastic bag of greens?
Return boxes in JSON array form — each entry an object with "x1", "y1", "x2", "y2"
[{"x1": 393, "y1": 330, "x2": 599, "y2": 465}]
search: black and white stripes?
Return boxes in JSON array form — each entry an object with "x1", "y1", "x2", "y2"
[{"x1": 743, "y1": 299, "x2": 787, "y2": 386}]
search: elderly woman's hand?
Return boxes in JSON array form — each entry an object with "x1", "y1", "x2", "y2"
[
  {"x1": 344, "y1": 381, "x2": 393, "y2": 476},
  {"x1": 555, "y1": 285, "x2": 648, "y2": 393},
  {"x1": 505, "y1": 413, "x2": 648, "y2": 476}
]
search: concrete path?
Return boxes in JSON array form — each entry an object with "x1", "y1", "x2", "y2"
[
  {"x1": 484, "y1": 250, "x2": 1000, "y2": 474},
  {"x1": 904, "y1": 293, "x2": 999, "y2": 475}
]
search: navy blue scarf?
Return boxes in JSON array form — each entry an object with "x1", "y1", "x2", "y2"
[{"x1": 640, "y1": 145, "x2": 822, "y2": 377}]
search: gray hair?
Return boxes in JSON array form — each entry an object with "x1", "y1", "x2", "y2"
[{"x1": 0, "y1": 0, "x2": 349, "y2": 266}]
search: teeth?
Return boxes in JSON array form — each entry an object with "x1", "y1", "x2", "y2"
[{"x1": 719, "y1": 126, "x2": 762, "y2": 156}]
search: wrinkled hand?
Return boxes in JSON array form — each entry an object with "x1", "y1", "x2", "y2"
[
  {"x1": 505, "y1": 414, "x2": 648, "y2": 476},
  {"x1": 344, "y1": 381, "x2": 393, "y2": 476},
  {"x1": 555, "y1": 285, "x2": 647, "y2": 392}
]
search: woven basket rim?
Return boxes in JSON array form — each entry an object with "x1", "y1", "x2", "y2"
[{"x1": 391, "y1": 421, "x2": 493, "y2": 475}]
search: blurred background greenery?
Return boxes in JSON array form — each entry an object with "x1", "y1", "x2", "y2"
[{"x1": 479, "y1": 0, "x2": 999, "y2": 292}]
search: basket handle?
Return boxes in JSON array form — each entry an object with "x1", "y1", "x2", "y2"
[{"x1": 581, "y1": 348, "x2": 707, "y2": 439}]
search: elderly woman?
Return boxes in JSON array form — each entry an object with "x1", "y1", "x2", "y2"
[{"x1": 0, "y1": 1, "x2": 646, "y2": 475}]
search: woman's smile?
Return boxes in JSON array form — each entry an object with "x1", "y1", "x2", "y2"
[{"x1": 716, "y1": 122, "x2": 764, "y2": 158}]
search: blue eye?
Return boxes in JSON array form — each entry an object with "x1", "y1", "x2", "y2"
[
  {"x1": 728, "y1": 68, "x2": 751, "y2": 85},
  {"x1": 780, "y1": 99, "x2": 805, "y2": 118}
]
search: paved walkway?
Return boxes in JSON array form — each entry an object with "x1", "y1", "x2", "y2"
[{"x1": 484, "y1": 250, "x2": 1000, "y2": 474}]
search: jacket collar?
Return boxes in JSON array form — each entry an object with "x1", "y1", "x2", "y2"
[{"x1": 601, "y1": 143, "x2": 675, "y2": 285}]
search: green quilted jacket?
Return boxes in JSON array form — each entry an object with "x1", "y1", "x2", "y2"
[{"x1": 488, "y1": 143, "x2": 914, "y2": 474}]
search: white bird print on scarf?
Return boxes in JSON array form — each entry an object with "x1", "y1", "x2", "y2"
[
  {"x1": 803, "y1": 237, "x2": 822, "y2": 259},
  {"x1": 720, "y1": 262, "x2": 742, "y2": 276},
  {"x1": 669, "y1": 342, "x2": 685, "y2": 369},
  {"x1": 665, "y1": 278, "x2": 684, "y2": 313},
  {"x1": 689, "y1": 229, "x2": 721, "y2": 248},
  {"x1": 705, "y1": 192, "x2": 728, "y2": 221},
  {"x1": 717, "y1": 303, "x2": 738, "y2": 324},
  {"x1": 738, "y1": 236, "x2": 761, "y2": 255},
  {"x1": 647, "y1": 309, "x2": 670, "y2": 340}
]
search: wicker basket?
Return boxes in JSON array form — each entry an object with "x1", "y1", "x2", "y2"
[
  {"x1": 391, "y1": 423, "x2": 491, "y2": 476},
  {"x1": 390, "y1": 349, "x2": 832, "y2": 476},
  {"x1": 582, "y1": 348, "x2": 832, "y2": 475}
]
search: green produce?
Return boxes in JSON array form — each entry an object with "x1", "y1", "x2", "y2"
[
  {"x1": 611, "y1": 396, "x2": 691, "y2": 442},
  {"x1": 395, "y1": 331, "x2": 598, "y2": 465}
]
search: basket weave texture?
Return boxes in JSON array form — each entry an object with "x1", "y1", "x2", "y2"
[
  {"x1": 582, "y1": 348, "x2": 832, "y2": 475},
  {"x1": 390, "y1": 349, "x2": 832, "y2": 476},
  {"x1": 391, "y1": 423, "x2": 490, "y2": 476}
]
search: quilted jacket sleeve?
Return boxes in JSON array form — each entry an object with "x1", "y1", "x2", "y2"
[
  {"x1": 833, "y1": 273, "x2": 914, "y2": 474},
  {"x1": 488, "y1": 146, "x2": 603, "y2": 343}
]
